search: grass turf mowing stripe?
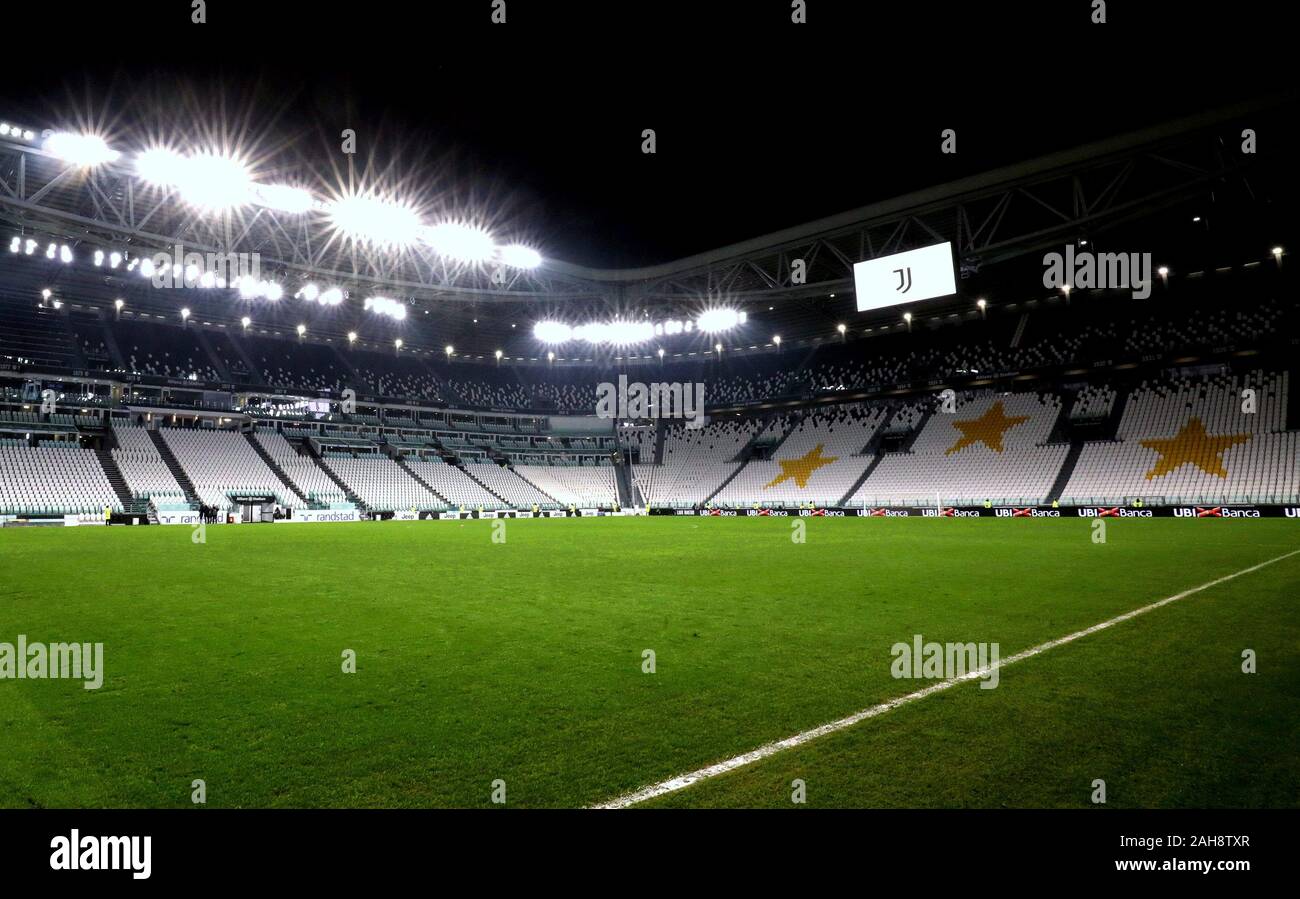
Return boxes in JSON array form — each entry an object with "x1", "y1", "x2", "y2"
[{"x1": 590, "y1": 546, "x2": 1300, "y2": 809}]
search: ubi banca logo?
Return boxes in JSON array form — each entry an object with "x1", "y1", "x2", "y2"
[{"x1": 596, "y1": 374, "x2": 705, "y2": 428}]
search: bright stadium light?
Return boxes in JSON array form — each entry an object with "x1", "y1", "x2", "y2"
[
  {"x1": 498, "y1": 244, "x2": 542, "y2": 269},
  {"x1": 423, "y1": 222, "x2": 496, "y2": 262},
  {"x1": 252, "y1": 183, "x2": 315, "y2": 215},
  {"x1": 533, "y1": 320, "x2": 573, "y2": 344},
  {"x1": 495, "y1": 349, "x2": 503, "y2": 361},
  {"x1": 319, "y1": 287, "x2": 344, "y2": 306},
  {"x1": 347, "y1": 331, "x2": 357, "y2": 343},
  {"x1": 94, "y1": 250, "x2": 104, "y2": 266},
  {"x1": 44, "y1": 132, "x2": 120, "y2": 167},
  {"x1": 773, "y1": 334, "x2": 781, "y2": 346},
  {"x1": 363, "y1": 296, "x2": 407, "y2": 320},
  {"x1": 59, "y1": 245, "x2": 73, "y2": 264},
  {"x1": 114, "y1": 299, "x2": 124, "y2": 309},
  {"x1": 573, "y1": 320, "x2": 655, "y2": 345},
  {"x1": 837, "y1": 323, "x2": 847, "y2": 334},
  {"x1": 445, "y1": 345, "x2": 455, "y2": 358},
  {"x1": 109, "y1": 252, "x2": 121, "y2": 269},
  {"x1": 296, "y1": 324, "x2": 306, "y2": 337},
  {"x1": 696, "y1": 308, "x2": 747, "y2": 332},
  {"x1": 394, "y1": 338, "x2": 403, "y2": 351},
  {"x1": 296, "y1": 284, "x2": 319, "y2": 302},
  {"x1": 180, "y1": 307, "x2": 190, "y2": 321},
  {"x1": 137, "y1": 148, "x2": 253, "y2": 210},
  {"x1": 241, "y1": 316, "x2": 251, "y2": 329},
  {"x1": 7, "y1": 236, "x2": 18, "y2": 253},
  {"x1": 264, "y1": 282, "x2": 283, "y2": 302},
  {"x1": 328, "y1": 193, "x2": 423, "y2": 247}
]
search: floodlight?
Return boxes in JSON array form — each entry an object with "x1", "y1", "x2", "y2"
[
  {"x1": 363, "y1": 296, "x2": 407, "y2": 320},
  {"x1": 533, "y1": 321, "x2": 573, "y2": 344},
  {"x1": 241, "y1": 316, "x2": 251, "y2": 328},
  {"x1": 319, "y1": 287, "x2": 344, "y2": 306},
  {"x1": 499, "y1": 244, "x2": 542, "y2": 269},
  {"x1": 137, "y1": 148, "x2": 253, "y2": 210},
  {"x1": 114, "y1": 299, "x2": 124, "y2": 310},
  {"x1": 696, "y1": 308, "x2": 746, "y2": 332},
  {"x1": 296, "y1": 324, "x2": 306, "y2": 336},
  {"x1": 423, "y1": 222, "x2": 495, "y2": 262},
  {"x1": 296, "y1": 284, "x2": 320, "y2": 302},
  {"x1": 347, "y1": 331, "x2": 357, "y2": 343},
  {"x1": 44, "y1": 132, "x2": 120, "y2": 167},
  {"x1": 180, "y1": 307, "x2": 190, "y2": 320},
  {"x1": 252, "y1": 183, "x2": 314, "y2": 215},
  {"x1": 328, "y1": 193, "x2": 423, "y2": 247}
]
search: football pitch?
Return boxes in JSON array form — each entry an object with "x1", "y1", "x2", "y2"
[{"x1": 1, "y1": 517, "x2": 1297, "y2": 809}]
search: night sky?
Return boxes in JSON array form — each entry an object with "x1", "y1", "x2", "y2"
[{"x1": 0, "y1": 0, "x2": 1292, "y2": 268}]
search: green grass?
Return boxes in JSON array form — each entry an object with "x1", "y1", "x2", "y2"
[{"x1": 0, "y1": 517, "x2": 1297, "y2": 808}]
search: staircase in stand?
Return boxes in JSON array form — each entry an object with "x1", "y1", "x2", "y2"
[
  {"x1": 837, "y1": 452, "x2": 887, "y2": 507},
  {"x1": 145, "y1": 430, "x2": 201, "y2": 505},
  {"x1": 1046, "y1": 442, "x2": 1086, "y2": 504},
  {"x1": 393, "y1": 455, "x2": 452, "y2": 507},
  {"x1": 456, "y1": 462, "x2": 511, "y2": 506},
  {"x1": 302, "y1": 443, "x2": 370, "y2": 511},
  {"x1": 244, "y1": 432, "x2": 307, "y2": 504},
  {"x1": 94, "y1": 447, "x2": 143, "y2": 514}
]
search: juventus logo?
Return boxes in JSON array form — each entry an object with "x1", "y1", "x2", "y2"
[{"x1": 893, "y1": 266, "x2": 913, "y2": 293}]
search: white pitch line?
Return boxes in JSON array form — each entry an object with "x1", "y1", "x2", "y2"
[{"x1": 591, "y1": 547, "x2": 1300, "y2": 809}]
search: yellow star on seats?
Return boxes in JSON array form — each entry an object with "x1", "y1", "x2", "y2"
[
  {"x1": 765, "y1": 444, "x2": 838, "y2": 489},
  {"x1": 1140, "y1": 417, "x2": 1251, "y2": 480},
  {"x1": 944, "y1": 401, "x2": 1030, "y2": 455}
]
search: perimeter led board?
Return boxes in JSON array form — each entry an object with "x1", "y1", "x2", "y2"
[{"x1": 853, "y1": 241, "x2": 957, "y2": 312}]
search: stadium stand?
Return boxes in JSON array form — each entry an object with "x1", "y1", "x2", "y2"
[
  {"x1": 160, "y1": 427, "x2": 305, "y2": 511},
  {"x1": 111, "y1": 424, "x2": 187, "y2": 506},
  {"x1": 633, "y1": 419, "x2": 761, "y2": 508},
  {"x1": 0, "y1": 443, "x2": 122, "y2": 515},
  {"x1": 712, "y1": 405, "x2": 888, "y2": 507},
  {"x1": 851, "y1": 392, "x2": 1070, "y2": 506},
  {"x1": 513, "y1": 463, "x2": 619, "y2": 507},
  {"x1": 1059, "y1": 371, "x2": 1297, "y2": 505},
  {"x1": 322, "y1": 455, "x2": 446, "y2": 512}
]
